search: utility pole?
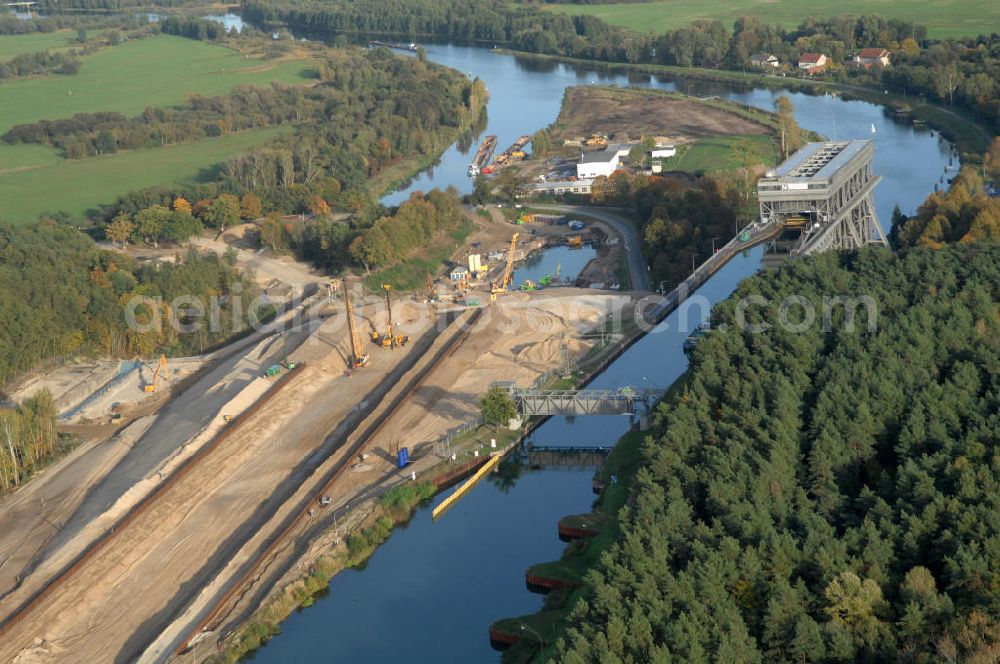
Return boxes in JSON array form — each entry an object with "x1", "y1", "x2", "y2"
[{"x1": 691, "y1": 253, "x2": 699, "y2": 275}]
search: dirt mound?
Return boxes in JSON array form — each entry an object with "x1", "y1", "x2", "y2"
[{"x1": 554, "y1": 86, "x2": 770, "y2": 143}]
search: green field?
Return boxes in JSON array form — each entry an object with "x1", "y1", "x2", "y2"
[
  {"x1": 0, "y1": 33, "x2": 317, "y2": 223},
  {"x1": 0, "y1": 127, "x2": 289, "y2": 223},
  {"x1": 543, "y1": 0, "x2": 999, "y2": 39},
  {"x1": 0, "y1": 29, "x2": 75, "y2": 60},
  {"x1": 0, "y1": 34, "x2": 315, "y2": 134},
  {"x1": 666, "y1": 134, "x2": 775, "y2": 173}
]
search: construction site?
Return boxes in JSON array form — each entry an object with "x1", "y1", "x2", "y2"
[{"x1": 0, "y1": 206, "x2": 638, "y2": 663}]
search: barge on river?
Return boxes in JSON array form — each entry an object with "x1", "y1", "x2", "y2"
[
  {"x1": 468, "y1": 135, "x2": 498, "y2": 176},
  {"x1": 484, "y1": 135, "x2": 533, "y2": 173}
]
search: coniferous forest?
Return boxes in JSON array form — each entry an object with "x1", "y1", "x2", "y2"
[{"x1": 555, "y1": 242, "x2": 1000, "y2": 663}]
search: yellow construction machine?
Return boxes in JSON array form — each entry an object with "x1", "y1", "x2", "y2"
[
  {"x1": 143, "y1": 354, "x2": 169, "y2": 393},
  {"x1": 371, "y1": 284, "x2": 409, "y2": 349},
  {"x1": 343, "y1": 282, "x2": 369, "y2": 368},
  {"x1": 491, "y1": 233, "x2": 519, "y2": 301}
]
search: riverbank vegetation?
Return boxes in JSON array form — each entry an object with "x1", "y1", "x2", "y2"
[
  {"x1": 893, "y1": 166, "x2": 1000, "y2": 248},
  {"x1": 208, "y1": 480, "x2": 438, "y2": 664}
]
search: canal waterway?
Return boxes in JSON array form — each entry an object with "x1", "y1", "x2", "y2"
[{"x1": 247, "y1": 41, "x2": 953, "y2": 663}]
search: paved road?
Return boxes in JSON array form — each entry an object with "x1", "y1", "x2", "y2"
[{"x1": 532, "y1": 204, "x2": 652, "y2": 292}]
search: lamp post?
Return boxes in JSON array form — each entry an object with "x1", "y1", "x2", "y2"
[
  {"x1": 690, "y1": 252, "x2": 699, "y2": 275},
  {"x1": 711, "y1": 236, "x2": 720, "y2": 253},
  {"x1": 520, "y1": 624, "x2": 545, "y2": 652}
]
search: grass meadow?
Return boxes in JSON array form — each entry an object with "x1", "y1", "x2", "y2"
[{"x1": 0, "y1": 34, "x2": 316, "y2": 223}]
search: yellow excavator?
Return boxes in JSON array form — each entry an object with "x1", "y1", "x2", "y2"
[
  {"x1": 143, "y1": 354, "x2": 169, "y2": 393},
  {"x1": 491, "y1": 233, "x2": 519, "y2": 301},
  {"x1": 343, "y1": 282, "x2": 369, "y2": 369},
  {"x1": 371, "y1": 284, "x2": 409, "y2": 349}
]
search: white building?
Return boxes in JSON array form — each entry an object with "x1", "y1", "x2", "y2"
[
  {"x1": 750, "y1": 53, "x2": 780, "y2": 68},
  {"x1": 527, "y1": 178, "x2": 595, "y2": 196},
  {"x1": 798, "y1": 53, "x2": 828, "y2": 72},
  {"x1": 577, "y1": 150, "x2": 620, "y2": 179},
  {"x1": 651, "y1": 147, "x2": 676, "y2": 159}
]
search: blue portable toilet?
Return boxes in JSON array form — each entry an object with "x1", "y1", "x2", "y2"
[{"x1": 397, "y1": 447, "x2": 410, "y2": 468}]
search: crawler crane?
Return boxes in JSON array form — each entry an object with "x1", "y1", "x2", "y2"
[
  {"x1": 371, "y1": 283, "x2": 409, "y2": 348},
  {"x1": 491, "y1": 233, "x2": 519, "y2": 301},
  {"x1": 343, "y1": 283, "x2": 369, "y2": 368}
]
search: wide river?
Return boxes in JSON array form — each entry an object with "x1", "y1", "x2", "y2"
[{"x1": 247, "y1": 43, "x2": 953, "y2": 663}]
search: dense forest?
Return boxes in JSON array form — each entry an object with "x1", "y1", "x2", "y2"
[
  {"x1": 0, "y1": 221, "x2": 266, "y2": 387},
  {"x1": 554, "y1": 242, "x2": 1000, "y2": 662},
  {"x1": 240, "y1": 1, "x2": 1000, "y2": 133}
]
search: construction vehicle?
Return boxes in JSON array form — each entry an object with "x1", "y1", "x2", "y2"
[
  {"x1": 223, "y1": 414, "x2": 233, "y2": 423},
  {"x1": 343, "y1": 283, "x2": 369, "y2": 369},
  {"x1": 491, "y1": 233, "x2": 519, "y2": 300},
  {"x1": 143, "y1": 354, "x2": 169, "y2": 393},
  {"x1": 568, "y1": 235, "x2": 583, "y2": 248},
  {"x1": 265, "y1": 364, "x2": 282, "y2": 377},
  {"x1": 372, "y1": 284, "x2": 409, "y2": 349},
  {"x1": 426, "y1": 272, "x2": 438, "y2": 302},
  {"x1": 585, "y1": 133, "x2": 608, "y2": 147}
]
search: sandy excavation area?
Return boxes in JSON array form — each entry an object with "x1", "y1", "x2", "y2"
[
  {"x1": 4, "y1": 357, "x2": 204, "y2": 422},
  {"x1": 0, "y1": 297, "x2": 452, "y2": 664},
  {"x1": 0, "y1": 289, "x2": 630, "y2": 664},
  {"x1": 382, "y1": 290, "x2": 631, "y2": 451}
]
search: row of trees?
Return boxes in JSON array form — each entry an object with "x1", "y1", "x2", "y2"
[
  {"x1": 46, "y1": 47, "x2": 481, "y2": 228},
  {"x1": 556, "y1": 242, "x2": 1000, "y2": 662},
  {"x1": 105, "y1": 192, "x2": 270, "y2": 248},
  {"x1": 241, "y1": 2, "x2": 1000, "y2": 132},
  {"x1": 159, "y1": 16, "x2": 232, "y2": 41},
  {"x1": 0, "y1": 12, "x2": 144, "y2": 35},
  {"x1": 0, "y1": 391, "x2": 58, "y2": 494}
]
